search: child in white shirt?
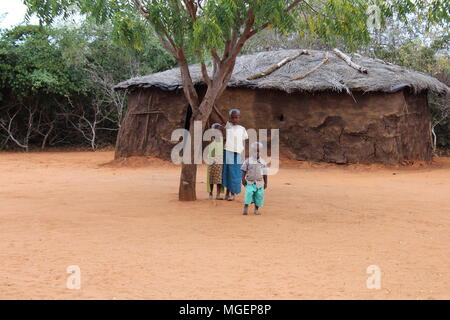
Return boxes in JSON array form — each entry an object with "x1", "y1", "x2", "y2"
[{"x1": 222, "y1": 109, "x2": 248, "y2": 201}]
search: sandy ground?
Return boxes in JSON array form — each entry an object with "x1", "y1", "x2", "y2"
[{"x1": 0, "y1": 151, "x2": 449, "y2": 300}]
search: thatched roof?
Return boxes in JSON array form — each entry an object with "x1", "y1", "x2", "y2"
[{"x1": 114, "y1": 49, "x2": 449, "y2": 95}]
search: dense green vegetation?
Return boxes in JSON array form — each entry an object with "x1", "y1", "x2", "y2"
[{"x1": 0, "y1": 21, "x2": 175, "y2": 150}]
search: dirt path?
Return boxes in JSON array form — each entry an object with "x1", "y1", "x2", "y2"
[{"x1": 0, "y1": 151, "x2": 449, "y2": 299}]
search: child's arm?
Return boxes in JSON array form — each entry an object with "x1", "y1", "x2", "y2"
[
  {"x1": 241, "y1": 160, "x2": 248, "y2": 186},
  {"x1": 242, "y1": 170, "x2": 247, "y2": 186},
  {"x1": 262, "y1": 160, "x2": 268, "y2": 189}
]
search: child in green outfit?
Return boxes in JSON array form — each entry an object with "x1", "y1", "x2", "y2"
[
  {"x1": 206, "y1": 123, "x2": 224, "y2": 200},
  {"x1": 241, "y1": 142, "x2": 268, "y2": 215}
]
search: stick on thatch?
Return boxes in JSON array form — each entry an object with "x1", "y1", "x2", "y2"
[
  {"x1": 247, "y1": 50, "x2": 310, "y2": 81},
  {"x1": 291, "y1": 52, "x2": 330, "y2": 81},
  {"x1": 333, "y1": 48, "x2": 368, "y2": 74},
  {"x1": 131, "y1": 111, "x2": 163, "y2": 115}
]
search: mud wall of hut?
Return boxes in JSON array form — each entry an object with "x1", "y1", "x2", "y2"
[
  {"x1": 115, "y1": 87, "x2": 188, "y2": 159},
  {"x1": 115, "y1": 87, "x2": 432, "y2": 164}
]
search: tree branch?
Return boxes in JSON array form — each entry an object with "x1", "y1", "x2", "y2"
[
  {"x1": 287, "y1": 0, "x2": 306, "y2": 11},
  {"x1": 133, "y1": 0, "x2": 149, "y2": 18},
  {"x1": 213, "y1": 104, "x2": 227, "y2": 124},
  {"x1": 211, "y1": 48, "x2": 221, "y2": 65},
  {"x1": 249, "y1": 0, "x2": 306, "y2": 35},
  {"x1": 201, "y1": 62, "x2": 212, "y2": 87},
  {"x1": 178, "y1": 49, "x2": 200, "y2": 110},
  {"x1": 195, "y1": 50, "x2": 211, "y2": 86},
  {"x1": 182, "y1": 0, "x2": 197, "y2": 21},
  {"x1": 225, "y1": 8, "x2": 255, "y2": 66}
]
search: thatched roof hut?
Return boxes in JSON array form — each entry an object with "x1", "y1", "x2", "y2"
[{"x1": 114, "y1": 49, "x2": 449, "y2": 164}]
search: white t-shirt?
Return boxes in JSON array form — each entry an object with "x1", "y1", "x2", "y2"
[{"x1": 224, "y1": 122, "x2": 248, "y2": 154}]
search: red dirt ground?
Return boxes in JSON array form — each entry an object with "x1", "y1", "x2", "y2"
[{"x1": 0, "y1": 151, "x2": 449, "y2": 299}]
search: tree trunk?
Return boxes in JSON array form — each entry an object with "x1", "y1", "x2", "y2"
[
  {"x1": 178, "y1": 116, "x2": 205, "y2": 201},
  {"x1": 177, "y1": 58, "x2": 237, "y2": 201},
  {"x1": 178, "y1": 163, "x2": 198, "y2": 201},
  {"x1": 177, "y1": 87, "x2": 224, "y2": 201}
]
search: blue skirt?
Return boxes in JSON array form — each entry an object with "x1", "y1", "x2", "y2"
[{"x1": 222, "y1": 150, "x2": 242, "y2": 194}]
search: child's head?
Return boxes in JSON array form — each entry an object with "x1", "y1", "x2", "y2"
[
  {"x1": 211, "y1": 123, "x2": 222, "y2": 130},
  {"x1": 229, "y1": 109, "x2": 241, "y2": 125},
  {"x1": 211, "y1": 123, "x2": 223, "y2": 140},
  {"x1": 251, "y1": 142, "x2": 263, "y2": 158}
]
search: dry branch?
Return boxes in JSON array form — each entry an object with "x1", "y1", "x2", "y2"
[
  {"x1": 131, "y1": 111, "x2": 164, "y2": 115},
  {"x1": 333, "y1": 48, "x2": 368, "y2": 74},
  {"x1": 213, "y1": 104, "x2": 227, "y2": 124},
  {"x1": 247, "y1": 50, "x2": 309, "y2": 80},
  {"x1": 0, "y1": 109, "x2": 28, "y2": 150},
  {"x1": 291, "y1": 51, "x2": 329, "y2": 81}
]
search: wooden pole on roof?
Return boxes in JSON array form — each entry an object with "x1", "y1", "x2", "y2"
[
  {"x1": 333, "y1": 48, "x2": 368, "y2": 74},
  {"x1": 291, "y1": 51, "x2": 330, "y2": 81},
  {"x1": 246, "y1": 49, "x2": 310, "y2": 81}
]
